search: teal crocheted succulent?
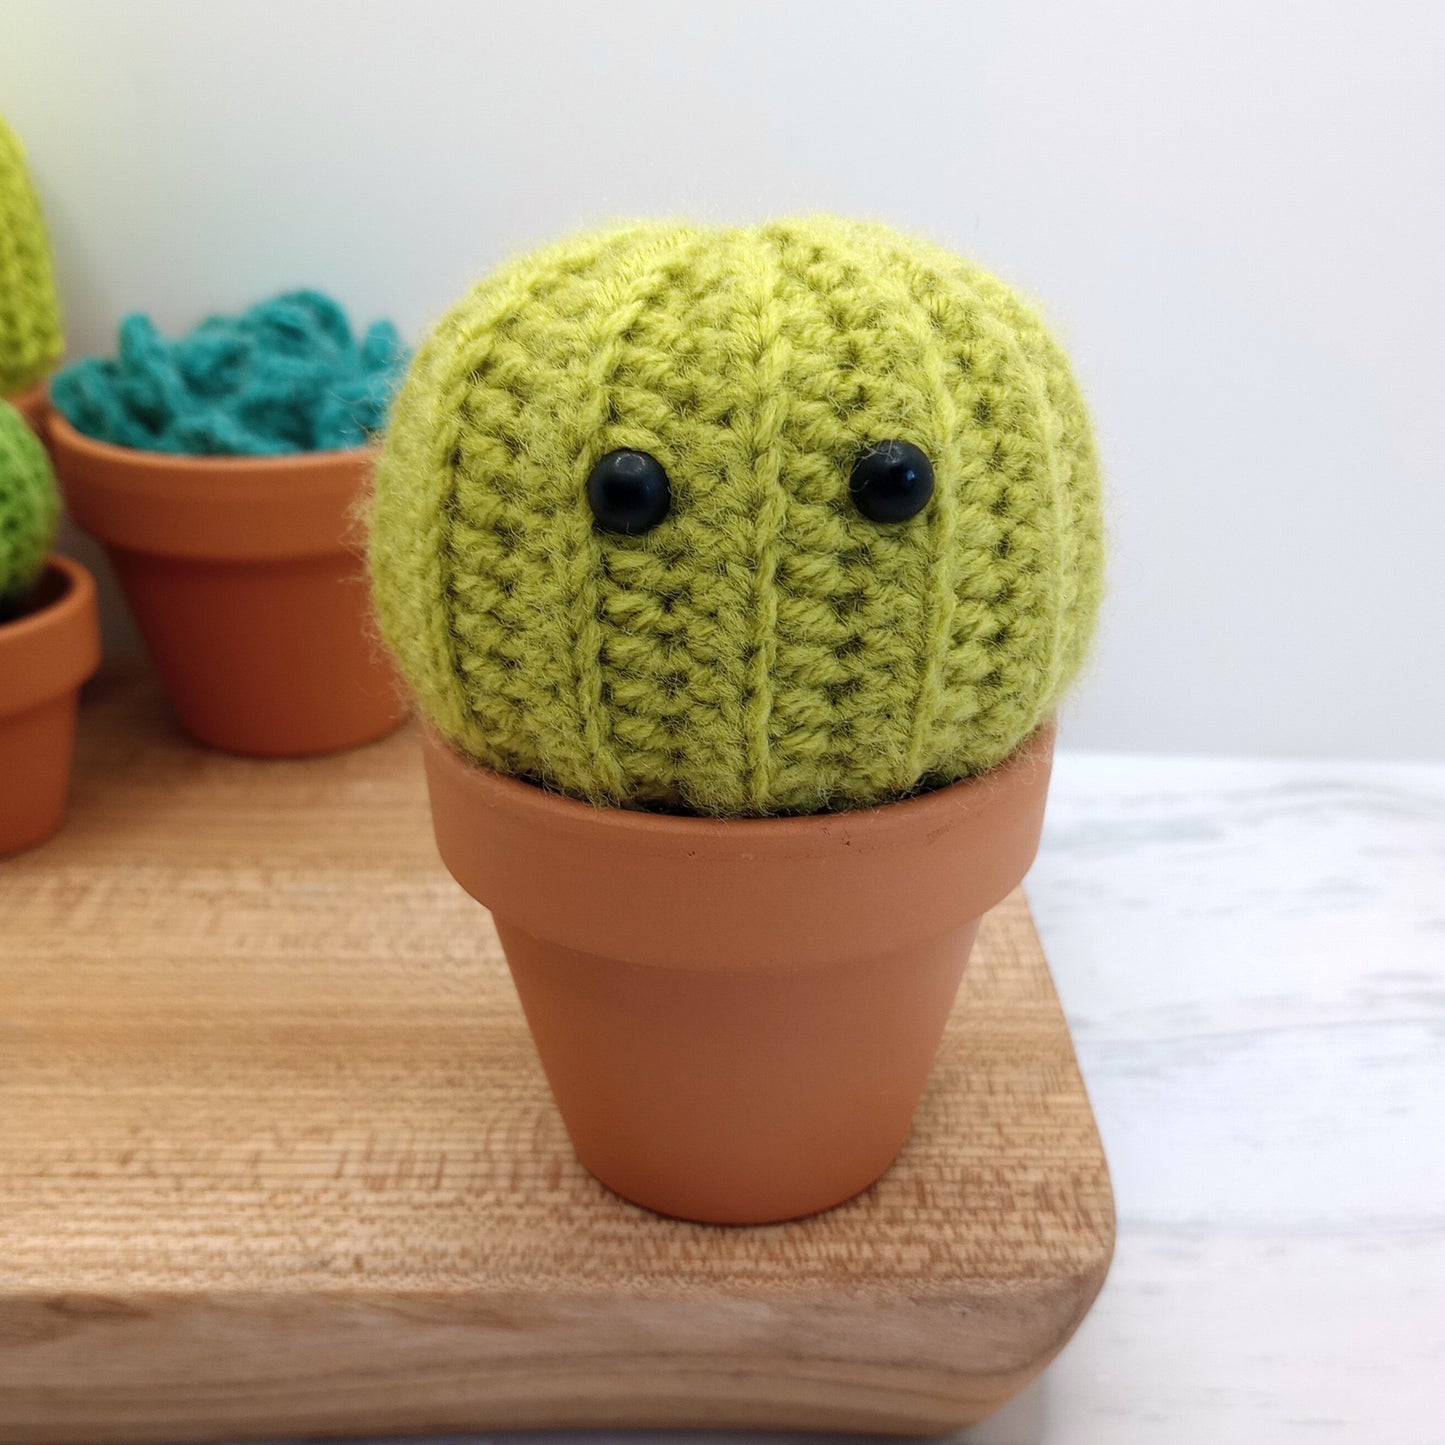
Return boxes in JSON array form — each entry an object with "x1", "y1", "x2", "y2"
[
  {"x1": 0, "y1": 399, "x2": 58, "y2": 619},
  {"x1": 51, "y1": 291, "x2": 409, "y2": 456}
]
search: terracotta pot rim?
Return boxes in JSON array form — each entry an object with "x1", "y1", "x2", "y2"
[
  {"x1": 423, "y1": 718, "x2": 1055, "y2": 852},
  {"x1": 423, "y1": 721, "x2": 1056, "y2": 969},
  {"x1": 0, "y1": 554, "x2": 102, "y2": 719},
  {"x1": 0, "y1": 554, "x2": 94, "y2": 644},
  {"x1": 47, "y1": 410, "x2": 377, "y2": 472},
  {"x1": 50, "y1": 412, "x2": 377, "y2": 561}
]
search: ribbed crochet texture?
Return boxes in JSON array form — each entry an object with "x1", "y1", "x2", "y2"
[
  {"x1": 371, "y1": 218, "x2": 1105, "y2": 816},
  {"x1": 0, "y1": 114, "x2": 64, "y2": 398},
  {"x1": 52, "y1": 291, "x2": 409, "y2": 456},
  {"x1": 0, "y1": 399, "x2": 58, "y2": 609}
]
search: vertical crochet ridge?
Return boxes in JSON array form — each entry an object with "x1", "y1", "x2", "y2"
[{"x1": 739, "y1": 233, "x2": 790, "y2": 809}]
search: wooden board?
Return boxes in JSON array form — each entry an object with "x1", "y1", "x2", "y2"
[{"x1": 0, "y1": 666, "x2": 1114, "y2": 1443}]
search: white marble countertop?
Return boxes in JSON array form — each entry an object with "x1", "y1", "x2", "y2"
[{"x1": 971, "y1": 748, "x2": 1445, "y2": 1443}]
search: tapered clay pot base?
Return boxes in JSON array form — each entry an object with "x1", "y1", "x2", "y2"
[
  {"x1": 103, "y1": 549, "x2": 405, "y2": 756},
  {"x1": 424, "y1": 725, "x2": 1055, "y2": 1224},
  {"x1": 498, "y1": 917, "x2": 981, "y2": 1222}
]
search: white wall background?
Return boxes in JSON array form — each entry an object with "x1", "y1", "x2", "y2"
[{"x1": 3, "y1": 0, "x2": 1442, "y2": 760}]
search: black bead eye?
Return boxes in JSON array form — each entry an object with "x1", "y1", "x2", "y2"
[
  {"x1": 849, "y1": 440, "x2": 935, "y2": 524},
  {"x1": 586, "y1": 450, "x2": 672, "y2": 535}
]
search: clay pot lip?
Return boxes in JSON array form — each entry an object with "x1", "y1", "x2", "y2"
[
  {"x1": 424, "y1": 718, "x2": 1055, "y2": 970},
  {"x1": 0, "y1": 554, "x2": 96, "y2": 645},
  {"x1": 47, "y1": 410, "x2": 377, "y2": 475},
  {"x1": 49, "y1": 412, "x2": 377, "y2": 561},
  {"x1": 0, "y1": 554, "x2": 102, "y2": 718},
  {"x1": 423, "y1": 718, "x2": 1055, "y2": 856}
]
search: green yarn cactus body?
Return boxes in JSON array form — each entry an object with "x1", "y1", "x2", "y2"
[
  {"x1": 0, "y1": 400, "x2": 58, "y2": 618},
  {"x1": 0, "y1": 115, "x2": 64, "y2": 398},
  {"x1": 372, "y1": 218, "x2": 1104, "y2": 817}
]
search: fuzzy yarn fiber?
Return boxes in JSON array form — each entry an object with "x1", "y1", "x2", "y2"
[
  {"x1": 0, "y1": 399, "x2": 58, "y2": 607},
  {"x1": 0, "y1": 114, "x2": 64, "y2": 398},
  {"x1": 51, "y1": 291, "x2": 409, "y2": 456},
  {"x1": 371, "y1": 218, "x2": 1104, "y2": 817}
]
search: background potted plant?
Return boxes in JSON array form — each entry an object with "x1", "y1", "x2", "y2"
[
  {"x1": 0, "y1": 112, "x2": 64, "y2": 436},
  {"x1": 48, "y1": 291, "x2": 411, "y2": 756},
  {"x1": 369, "y1": 218, "x2": 1105, "y2": 1225},
  {"x1": 0, "y1": 399, "x2": 100, "y2": 855}
]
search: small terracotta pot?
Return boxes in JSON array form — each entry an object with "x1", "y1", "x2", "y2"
[
  {"x1": 0, "y1": 555, "x2": 101, "y2": 856},
  {"x1": 49, "y1": 414, "x2": 407, "y2": 757},
  {"x1": 4, "y1": 379, "x2": 50, "y2": 440},
  {"x1": 423, "y1": 724, "x2": 1056, "y2": 1225}
]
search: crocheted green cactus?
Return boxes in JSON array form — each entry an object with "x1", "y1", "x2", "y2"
[
  {"x1": 0, "y1": 113, "x2": 64, "y2": 398},
  {"x1": 370, "y1": 218, "x2": 1104, "y2": 816},
  {"x1": 0, "y1": 399, "x2": 58, "y2": 617}
]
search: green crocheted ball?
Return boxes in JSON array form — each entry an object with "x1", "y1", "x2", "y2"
[
  {"x1": 371, "y1": 218, "x2": 1104, "y2": 816},
  {"x1": 0, "y1": 114, "x2": 64, "y2": 398},
  {"x1": 0, "y1": 399, "x2": 58, "y2": 610}
]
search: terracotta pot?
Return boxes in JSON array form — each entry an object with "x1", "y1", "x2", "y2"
[
  {"x1": 4, "y1": 378, "x2": 50, "y2": 440},
  {"x1": 423, "y1": 723, "x2": 1056, "y2": 1225},
  {"x1": 0, "y1": 555, "x2": 101, "y2": 856},
  {"x1": 49, "y1": 414, "x2": 407, "y2": 757}
]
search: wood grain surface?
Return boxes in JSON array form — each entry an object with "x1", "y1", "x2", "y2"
[{"x1": 0, "y1": 667, "x2": 1114, "y2": 1443}]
